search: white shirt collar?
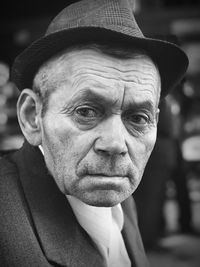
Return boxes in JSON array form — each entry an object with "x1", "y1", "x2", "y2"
[{"x1": 67, "y1": 195, "x2": 124, "y2": 250}]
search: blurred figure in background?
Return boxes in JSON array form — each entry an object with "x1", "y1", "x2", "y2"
[{"x1": 169, "y1": 83, "x2": 194, "y2": 235}]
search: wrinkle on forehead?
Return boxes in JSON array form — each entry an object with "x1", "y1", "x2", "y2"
[
  {"x1": 69, "y1": 52, "x2": 158, "y2": 78},
  {"x1": 70, "y1": 56, "x2": 159, "y2": 87},
  {"x1": 70, "y1": 54, "x2": 160, "y2": 104}
]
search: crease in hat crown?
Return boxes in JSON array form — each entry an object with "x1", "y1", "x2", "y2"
[{"x1": 46, "y1": 0, "x2": 144, "y2": 38}]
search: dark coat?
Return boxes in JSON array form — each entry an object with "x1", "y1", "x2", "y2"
[{"x1": 0, "y1": 141, "x2": 148, "y2": 267}]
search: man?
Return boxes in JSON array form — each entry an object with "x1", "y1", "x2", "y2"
[{"x1": 0, "y1": 0, "x2": 188, "y2": 266}]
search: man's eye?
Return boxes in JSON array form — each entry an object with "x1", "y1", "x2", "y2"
[
  {"x1": 127, "y1": 113, "x2": 150, "y2": 125},
  {"x1": 75, "y1": 106, "x2": 99, "y2": 118}
]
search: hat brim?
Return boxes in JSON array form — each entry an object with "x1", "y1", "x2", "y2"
[{"x1": 11, "y1": 27, "x2": 188, "y2": 97}]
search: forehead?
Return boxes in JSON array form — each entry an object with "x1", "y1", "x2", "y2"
[
  {"x1": 54, "y1": 48, "x2": 159, "y2": 77},
  {"x1": 39, "y1": 48, "x2": 160, "y2": 107}
]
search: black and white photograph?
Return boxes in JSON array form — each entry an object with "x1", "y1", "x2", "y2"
[{"x1": 0, "y1": 1, "x2": 200, "y2": 266}]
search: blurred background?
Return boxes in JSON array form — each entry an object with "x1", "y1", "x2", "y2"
[{"x1": 0, "y1": 0, "x2": 200, "y2": 266}]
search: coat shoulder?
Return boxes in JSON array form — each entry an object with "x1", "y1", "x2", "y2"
[
  {"x1": 0, "y1": 154, "x2": 20, "y2": 201},
  {"x1": 0, "y1": 154, "x2": 50, "y2": 267}
]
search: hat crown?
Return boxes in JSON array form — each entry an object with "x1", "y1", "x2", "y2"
[{"x1": 46, "y1": 0, "x2": 144, "y2": 38}]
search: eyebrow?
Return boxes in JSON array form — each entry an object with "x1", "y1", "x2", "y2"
[
  {"x1": 63, "y1": 87, "x2": 157, "y2": 114},
  {"x1": 125, "y1": 100, "x2": 156, "y2": 114},
  {"x1": 68, "y1": 88, "x2": 119, "y2": 107}
]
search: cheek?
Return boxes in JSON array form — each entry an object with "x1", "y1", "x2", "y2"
[
  {"x1": 40, "y1": 116, "x2": 74, "y2": 171},
  {"x1": 42, "y1": 116, "x2": 95, "y2": 164},
  {"x1": 129, "y1": 129, "x2": 157, "y2": 167},
  {"x1": 145, "y1": 129, "x2": 157, "y2": 154},
  {"x1": 43, "y1": 116, "x2": 76, "y2": 145}
]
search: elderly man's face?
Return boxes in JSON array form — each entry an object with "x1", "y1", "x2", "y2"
[{"x1": 39, "y1": 49, "x2": 160, "y2": 207}]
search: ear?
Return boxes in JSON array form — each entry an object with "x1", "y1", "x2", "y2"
[{"x1": 17, "y1": 89, "x2": 42, "y2": 146}]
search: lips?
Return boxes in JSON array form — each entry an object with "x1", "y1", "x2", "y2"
[{"x1": 86, "y1": 173, "x2": 125, "y2": 177}]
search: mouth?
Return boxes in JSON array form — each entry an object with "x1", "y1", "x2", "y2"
[
  {"x1": 83, "y1": 173, "x2": 128, "y2": 185},
  {"x1": 82, "y1": 174, "x2": 128, "y2": 191},
  {"x1": 87, "y1": 173, "x2": 125, "y2": 178}
]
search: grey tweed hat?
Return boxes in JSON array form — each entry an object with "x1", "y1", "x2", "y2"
[{"x1": 11, "y1": 0, "x2": 189, "y2": 97}]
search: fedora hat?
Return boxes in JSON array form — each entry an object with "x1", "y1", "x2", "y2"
[{"x1": 11, "y1": 0, "x2": 188, "y2": 97}]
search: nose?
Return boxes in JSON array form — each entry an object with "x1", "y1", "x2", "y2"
[{"x1": 94, "y1": 115, "x2": 128, "y2": 156}]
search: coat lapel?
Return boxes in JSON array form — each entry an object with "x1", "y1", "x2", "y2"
[
  {"x1": 122, "y1": 198, "x2": 149, "y2": 267},
  {"x1": 12, "y1": 142, "x2": 105, "y2": 267}
]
